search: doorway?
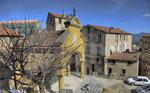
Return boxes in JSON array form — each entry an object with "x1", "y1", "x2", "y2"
[
  {"x1": 87, "y1": 68, "x2": 90, "y2": 75},
  {"x1": 92, "y1": 64, "x2": 95, "y2": 72},
  {"x1": 109, "y1": 68, "x2": 112, "y2": 75}
]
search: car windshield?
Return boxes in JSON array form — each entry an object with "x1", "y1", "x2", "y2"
[{"x1": 133, "y1": 77, "x2": 138, "y2": 81}]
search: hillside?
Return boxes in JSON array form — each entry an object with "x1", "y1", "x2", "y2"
[{"x1": 132, "y1": 32, "x2": 147, "y2": 44}]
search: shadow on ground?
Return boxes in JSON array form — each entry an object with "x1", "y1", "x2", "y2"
[{"x1": 131, "y1": 89, "x2": 137, "y2": 93}]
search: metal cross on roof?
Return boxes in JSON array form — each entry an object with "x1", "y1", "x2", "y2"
[{"x1": 73, "y1": 7, "x2": 76, "y2": 16}]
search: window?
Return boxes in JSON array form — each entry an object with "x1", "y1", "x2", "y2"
[
  {"x1": 119, "y1": 45, "x2": 122, "y2": 52},
  {"x1": 87, "y1": 27, "x2": 90, "y2": 34},
  {"x1": 98, "y1": 34, "x2": 101, "y2": 43},
  {"x1": 120, "y1": 35, "x2": 122, "y2": 41},
  {"x1": 97, "y1": 58, "x2": 99, "y2": 63},
  {"x1": 86, "y1": 47, "x2": 90, "y2": 54},
  {"x1": 92, "y1": 64, "x2": 95, "y2": 72},
  {"x1": 143, "y1": 79, "x2": 148, "y2": 82},
  {"x1": 122, "y1": 44, "x2": 125, "y2": 51},
  {"x1": 123, "y1": 35, "x2": 125, "y2": 41},
  {"x1": 110, "y1": 60, "x2": 116, "y2": 65},
  {"x1": 112, "y1": 60, "x2": 116, "y2": 64},
  {"x1": 86, "y1": 57, "x2": 91, "y2": 63},
  {"x1": 97, "y1": 47, "x2": 101, "y2": 55},
  {"x1": 128, "y1": 61, "x2": 132, "y2": 65},
  {"x1": 126, "y1": 35, "x2": 128, "y2": 41},
  {"x1": 95, "y1": 28, "x2": 97, "y2": 33},
  {"x1": 59, "y1": 18, "x2": 61, "y2": 24},
  {"x1": 122, "y1": 69, "x2": 126, "y2": 75},
  {"x1": 137, "y1": 78, "x2": 142, "y2": 81},
  {"x1": 115, "y1": 46, "x2": 117, "y2": 52},
  {"x1": 86, "y1": 36, "x2": 90, "y2": 42}
]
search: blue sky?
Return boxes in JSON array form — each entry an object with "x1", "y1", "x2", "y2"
[{"x1": 0, "y1": 0, "x2": 150, "y2": 34}]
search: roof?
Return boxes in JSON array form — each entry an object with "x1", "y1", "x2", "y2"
[
  {"x1": 0, "y1": 25, "x2": 20, "y2": 36},
  {"x1": 56, "y1": 30, "x2": 71, "y2": 43},
  {"x1": 143, "y1": 33, "x2": 150, "y2": 37},
  {"x1": 26, "y1": 30, "x2": 70, "y2": 47},
  {"x1": 88, "y1": 24, "x2": 131, "y2": 34},
  {"x1": 49, "y1": 12, "x2": 70, "y2": 19},
  {"x1": 107, "y1": 52, "x2": 139, "y2": 61},
  {"x1": 65, "y1": 16, "x2": 76, "y2": 22},
  {"x1": 19, "y1": 30, "x2": 70, "y2": 53},
  {"x1": 0, "y1": 19, "x2": 38, "y2": 24}
]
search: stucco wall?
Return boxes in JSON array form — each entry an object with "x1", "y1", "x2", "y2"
[
  {"x1": 105, "y1": 34, "x2": 132, "y2": 57},
  {"x1": 55, "y1": 18, "x2": 66, "y2": 31}
]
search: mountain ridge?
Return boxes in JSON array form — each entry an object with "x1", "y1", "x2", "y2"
[{"x1": 132, "y1": 32, "x2": 148, "y2": 44}]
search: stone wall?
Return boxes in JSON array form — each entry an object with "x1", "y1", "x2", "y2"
[
  {"x1": 46, "y1": 14, "x2": 56, "y2": 31},
  {"x1": 141, "y1": 37, "x2": 150, "y2": 78},
  {"x1": 107, "y1": 60, "x2": 138, "y2": 77}
]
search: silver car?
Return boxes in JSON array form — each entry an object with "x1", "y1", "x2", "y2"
[
  {"x1": 127, "y1": 76, "x2": 150, "y2": 86},
  {"x1": 136, "y1": 84, "x2": 150, "y2": 93}
]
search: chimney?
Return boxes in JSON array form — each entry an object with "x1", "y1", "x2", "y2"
[
  {"x1": 62, "y1": 10, "x2": 65, "y2": 17},
  {"x1": 109, "y1": 26, "x2": 114, "y2": 32}
]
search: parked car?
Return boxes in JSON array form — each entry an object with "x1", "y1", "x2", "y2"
[
  {"x1": 127, "y1": 76, "x2": 150, "y2": 86},
  {"x1": 135, "y1": 84, "x2": 150, "y2": 93}
]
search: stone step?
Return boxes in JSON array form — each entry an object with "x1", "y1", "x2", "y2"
[{"x1": 74, "y1": 74, "x2": 103, "y2": 93}]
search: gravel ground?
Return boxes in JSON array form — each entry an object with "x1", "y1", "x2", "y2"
[{"x1": 95, "y1": 76, "x2": 138, "y2": 93}]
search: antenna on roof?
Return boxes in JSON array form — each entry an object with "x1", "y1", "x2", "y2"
[{"x1": 73, "y1": 7, "x2": 76, "y2": 16}]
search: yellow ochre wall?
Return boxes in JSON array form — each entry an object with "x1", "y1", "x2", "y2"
[{"x1": 58, "y1": 16, "x2": 86, "y2": 89}]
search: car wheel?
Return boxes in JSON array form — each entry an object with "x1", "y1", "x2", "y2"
[{"x1": 131, "y1": 82, "x2": 134, "y2": 86}]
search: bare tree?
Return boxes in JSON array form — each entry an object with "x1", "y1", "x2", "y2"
[{"x1": 0, "y1": 20, "x2": 84, "y2": 93}]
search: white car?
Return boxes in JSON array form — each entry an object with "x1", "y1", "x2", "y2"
[{"x1": 127, "y1": 76, "x2": 150, "y2": 86}]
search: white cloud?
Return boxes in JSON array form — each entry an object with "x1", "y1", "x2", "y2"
[{"x1": 143, "y1": 14, "x2": 150, "y2": 17}]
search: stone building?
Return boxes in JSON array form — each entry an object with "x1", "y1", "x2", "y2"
[
  {"x1": 141, "y1": 33, "x2": 150, "y2": 78},
  {"x1": 81, "y1": 24, "x2": 132, "y2": 75},
  {"x1": 0, "y1": 25, "x2": 20, "y2": 89},
  {"x1": 46, "y1": 11, "x2": 73, "y2": 31},
  {"x1": 139, "y1": 38, "x2": 143, "y2": 52},
  {"x1": 0, "y1": 19, "x2": 41, "y2": 35},
  {"x1": 107, "y1": 52, "x2": 139, "y2": 78}
]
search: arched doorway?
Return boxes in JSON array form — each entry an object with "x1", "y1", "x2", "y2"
[{"x1": 67, "y1": 52, "x2": 82, "y2": 74}]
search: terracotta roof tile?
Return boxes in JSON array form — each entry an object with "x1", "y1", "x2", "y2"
[
  {"x1": 107, "y1": 52, "x2": 139, "y2": 61},
  {"x1": 88, "y1": 24, "x2": 131, "y2": 34},
  {"x1": 50, "y1": 12, "x2": 70, "y2": 18},
  {"x1": 0, "y1": 19, "x2": 38, "y2": 24},
  {"x1": 0, "y1": 25, "x2": 20, "y2": 36}
]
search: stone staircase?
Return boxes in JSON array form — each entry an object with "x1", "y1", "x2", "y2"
[{"x1": 74, "y1": 74, "x2": 103, "y2": 93}]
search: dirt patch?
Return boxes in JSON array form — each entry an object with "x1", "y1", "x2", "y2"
[{"x1": 104, "y1": 82, "x2": 131, "y2": 93}]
